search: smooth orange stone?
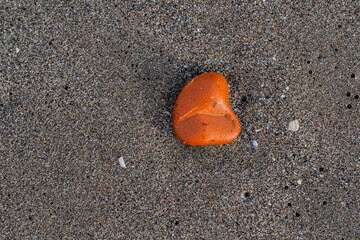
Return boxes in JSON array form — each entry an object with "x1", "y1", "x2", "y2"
[{"x1": 172, "y1": 72, "x2": 241, "y2": 146}]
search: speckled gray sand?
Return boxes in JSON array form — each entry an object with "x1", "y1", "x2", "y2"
[{"x1": 0, "y1": 1, "x2": 359, "y2": 239}]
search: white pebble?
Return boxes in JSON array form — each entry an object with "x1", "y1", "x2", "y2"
[
  {"x1": 118, "y1": 157, "x2": 126, "y2": 168},
  {"x1": 16, "y1": 48, "x2": 19, "y2": 53},
  {"x1": 297, "y1": 179, "x2": 302, "y2": 185},
  {"x1": 288, "y1": 119, "x2": 300, "y2": 132},
  {"x1": 252, "y1": 140, "x2": 258, "y2": 147},
  {"x1": 281, "y1": 94, "x2": 285, "y2": 99}
]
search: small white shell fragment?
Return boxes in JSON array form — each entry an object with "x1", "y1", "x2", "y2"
[
  {"x1": 16, "y1": 48, "x2": 19, "y2": 53},
  {"x1": 255, "y1": 128, "x2": 262, "y2": 133},
  {"x1": 297, "y1": 179, "x2": 302, "y2": 185},
  {"x1": 288, "y1": 119, "x2": 300, "y2": 132},
  {"x1": 118, "y1": 157, "x2": 126, "y2": 168},
  {"x1": 281, "y1": 94, "x2": 285, "y2": 98},
  {"x1": 252, "y1": 140, "x2": 258, "y2": 147}
]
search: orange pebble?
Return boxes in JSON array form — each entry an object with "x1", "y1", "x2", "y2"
[{"x1": 172, "y1": 72, "x2": 241, "y2": 146}]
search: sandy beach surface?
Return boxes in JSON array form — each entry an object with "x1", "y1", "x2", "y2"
[{"x1": 1, "y1": 1, "x2": 359, "y2": 239}]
